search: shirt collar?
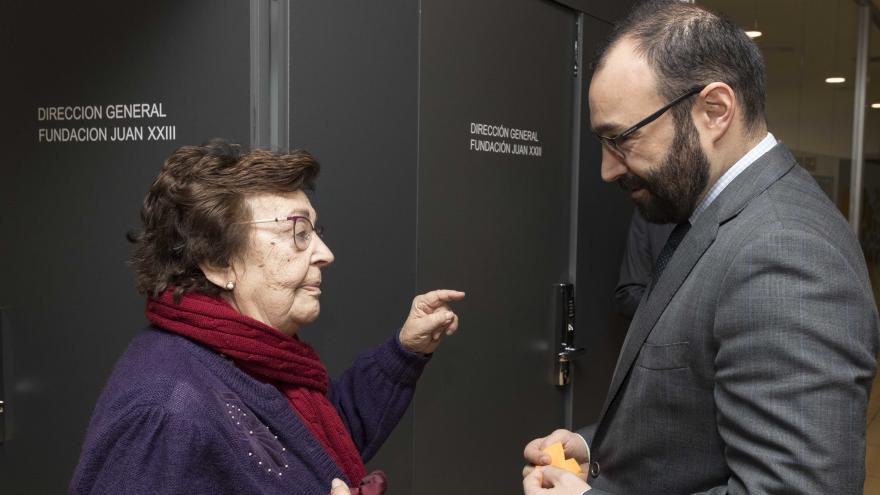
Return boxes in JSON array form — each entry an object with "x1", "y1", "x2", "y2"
[{"x1": 689, "y1": 132, "x2": 777, "y2": 224}]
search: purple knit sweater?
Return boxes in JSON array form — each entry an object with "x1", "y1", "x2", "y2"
[{"x1": 70, "y1": 327, "x2": 429, "y2": 494}]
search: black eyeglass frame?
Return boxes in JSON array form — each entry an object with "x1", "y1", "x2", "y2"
[{"x1": 593, "y1": 85, "x2": 707, "y2": 158}]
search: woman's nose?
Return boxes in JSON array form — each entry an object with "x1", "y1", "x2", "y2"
[{"x1": 312, "y1": 235, "x2": 335, "y2": 266}]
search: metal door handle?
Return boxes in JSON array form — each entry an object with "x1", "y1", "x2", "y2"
[
  {"x1": 553, "y1": 284, "x2": 584, "y2": 387},
  {"x1": 558, "y1": 345, "x2": 585, "y2": 363}
]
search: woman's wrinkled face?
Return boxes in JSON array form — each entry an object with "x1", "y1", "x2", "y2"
[{"x1": 228, "y1": 190, "x2": 334, "y2": 336}]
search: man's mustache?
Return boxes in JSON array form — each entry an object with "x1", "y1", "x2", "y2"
[{"x1": 617, "y1": 173, "x2": 649, "y2": 192}]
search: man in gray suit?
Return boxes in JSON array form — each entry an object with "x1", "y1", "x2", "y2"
[{"x1": 523, "y1": 1, "x2": 879, "y2": 494}]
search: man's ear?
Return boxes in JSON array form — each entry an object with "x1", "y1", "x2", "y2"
[
  {"x1": 693, "y1": 82, "x2": 736, "y2": 144},
  {"x1": 199, "y1": 261, "x2": 235, "y2": 290}
]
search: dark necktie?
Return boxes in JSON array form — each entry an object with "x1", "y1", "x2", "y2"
[{"x1": 652, "y1": 221, "x2": 691, "y2": 282}]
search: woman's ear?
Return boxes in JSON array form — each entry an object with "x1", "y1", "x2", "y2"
[
  {"x1": 694, "y1": 82, "x2": 736, "y2": 143},
  {"x1": 199, "y1": 261, "x2": 235, "y2": 290}
]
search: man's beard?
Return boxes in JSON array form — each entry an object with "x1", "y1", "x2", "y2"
[{"x1": 619, "y1": 116, "x2": 710, "y2": 224}]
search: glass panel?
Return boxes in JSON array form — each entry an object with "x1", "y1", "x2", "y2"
[
  {"x1": 699, "y1": 0, "x2": 858, "y2": 215},
  {"x1": 862, "y1": 17, "x2": 880, "y2": 492},
  {"x1": 862, "y1": 17, "x2": 880, "y2": 300}
]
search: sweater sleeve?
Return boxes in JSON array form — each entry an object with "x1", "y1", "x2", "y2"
[
  {"x1": 70, "y1": 404, "x2": 241, "y2": 495},
  {"x1": 326, "y1": 333, "x2": 431, "y2": 462}
]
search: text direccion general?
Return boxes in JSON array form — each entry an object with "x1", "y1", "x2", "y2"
[{"x1": 37, "y1": 103, "x2": 167, "y2": 122}]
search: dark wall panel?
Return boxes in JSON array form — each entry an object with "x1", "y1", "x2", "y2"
[
  {"x1": 0, "y1": 1, "x2": 250, "y2": 492},
  {"x1": 555, "y1": 0, "x2": 633, "y2": 23}
]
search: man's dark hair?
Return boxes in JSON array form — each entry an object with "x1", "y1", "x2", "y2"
[
  {"x1": 127, "y1": 139, "x2": 320, "y2": 301},
  {"x1": 595, "y1": 0, "x2": 767, "y2": 131}
]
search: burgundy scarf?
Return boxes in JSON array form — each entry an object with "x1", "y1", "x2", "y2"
[{"x1": 146, "y1": 289, "x2": 367, "y2": 486}]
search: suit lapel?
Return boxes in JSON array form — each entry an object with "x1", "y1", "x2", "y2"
[
  {"x1": 596, "y1": 214, "x2": 717, "y2": 423},
  {"x1": 593, "y1": 143, "x2": 798, "y2": 432}
]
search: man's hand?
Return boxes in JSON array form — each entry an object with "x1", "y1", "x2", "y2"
[
  {"x1": 330, "y1": 478, "x2": 350, "y2": 495},
  {"x1": 522, "y1": 429, "x2": 589, "y2": 481},
  {"x1": 523, "y1": 466, "x2": 591, "y2": 494},
  {"x1": 399, "y1": 289, "x2": 465, "y2": 354}
]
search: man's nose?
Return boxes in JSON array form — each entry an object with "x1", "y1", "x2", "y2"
[{"x1": 600, "y1": 147, "x2": 627, "y2": 183}]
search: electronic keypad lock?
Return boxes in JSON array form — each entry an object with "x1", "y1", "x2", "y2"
[{"x1": 555, "y1": 284, "x2": 585, "y2": 387}]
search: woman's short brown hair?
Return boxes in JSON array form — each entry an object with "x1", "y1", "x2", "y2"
[{"x1": 128, "y1": 139, "x2": 320, "y2": 300}]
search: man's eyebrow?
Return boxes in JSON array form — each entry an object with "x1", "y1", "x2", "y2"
[{"x1": 592, "y1": 122, "x2": 625, "y2": 136}]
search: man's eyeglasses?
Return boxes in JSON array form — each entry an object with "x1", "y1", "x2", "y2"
[
  {"x1": 593, "y1": 85, "x2": 706, "y2": 159},
  {"x1": 240, "y1": 216, "x2": 324, "y2": 250}
]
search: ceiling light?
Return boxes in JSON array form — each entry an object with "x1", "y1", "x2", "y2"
[
  {"x1": 872, "y1": 103, "x2": 880, "y2": 109},
  {"x1": 745, "y1": 30, "x2": 762, "y2": 38},
  {"x1": 825, "y1": 77, "x2": 846, "y2": 84}
]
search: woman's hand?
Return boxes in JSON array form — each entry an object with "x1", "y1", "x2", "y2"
[{"x1": 399, "y1": 289, "x2": 465, "y2": 354}]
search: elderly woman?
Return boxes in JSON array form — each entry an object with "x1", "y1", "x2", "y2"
[{"x1": 70, "y1": 140, "x2": 464, "y2": 494}]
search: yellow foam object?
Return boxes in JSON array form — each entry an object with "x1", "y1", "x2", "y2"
[
  {"x1": 543, "y1": 442, "x2": 565, "y2": 466},
  {"x1": 562, "y1": 458, "x2": 582, "y2": 474},
  {"x1": 541, "y1": 441, "x2": 582, "y2": 475}
]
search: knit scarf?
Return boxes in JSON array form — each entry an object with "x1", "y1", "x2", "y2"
[{"x1": 145, "y1": 289, "x2": 366, "y2": 485}]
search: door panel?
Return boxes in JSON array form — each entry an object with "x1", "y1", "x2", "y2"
[
  {"x1": 415, "y1": 1, "x2": 577, "y2": 492},
  {"x1": 570, "y1": 14, "x2": 635, "y2": 431},
  {"x1": 288, "y1": 1, "x2": 420, "y2": 489}
]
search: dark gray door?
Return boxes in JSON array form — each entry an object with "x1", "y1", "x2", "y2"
[
  {"x1": 0, "y1": 2, "x2": 250, "y2": 492},
  {"x1": 414, "y1": 0, "x2": 578, "y2": 492},
  {"x1": 287, "y1": 1, "x2": 422, "y2": 490}
]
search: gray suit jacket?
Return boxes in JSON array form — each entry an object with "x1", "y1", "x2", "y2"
[{"x1": 581, "y1": 144, "x2": 879, "y2": 494}]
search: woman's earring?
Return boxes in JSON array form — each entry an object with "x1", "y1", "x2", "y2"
[{"x1": 225, "y1": 281, "x2": 235, "y2": 290}]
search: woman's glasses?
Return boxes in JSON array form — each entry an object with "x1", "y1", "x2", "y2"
[{"x1": 241, "y1": 216, "x2": 324, "y2": 250}]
